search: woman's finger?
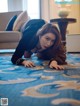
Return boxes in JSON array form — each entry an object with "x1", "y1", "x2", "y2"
[
  {"x1": 57, "y1": 65, "x2": 64, "y2": 70},
  {"x1": 29, "y1": 62, "x2": 35, "y2": 67},
  {"x1": 26, "y1": 63, "x2": 34, "y2": 67},
  {"x1": 49, "y1": 64, "x2": 58, "y2": 69},
  {"x1": 49, "y1": 64, "x2": 64, "y2": 70}
]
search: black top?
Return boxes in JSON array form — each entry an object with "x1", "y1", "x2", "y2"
[{"x1": 11, "y1": 19, "x2": 67, "y2": 65}]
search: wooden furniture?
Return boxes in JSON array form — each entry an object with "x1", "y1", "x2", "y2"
[{"x1": 50, "y1": 18, "x2": 76, "y2": 46}]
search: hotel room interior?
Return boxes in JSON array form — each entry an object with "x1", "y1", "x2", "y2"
[{"x1": 0, "y1": 0, "x2": 80, "y2": 106}]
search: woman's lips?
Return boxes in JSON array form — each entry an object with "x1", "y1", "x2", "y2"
[{"x1": 44, "y1": 46, "x2": 49, "y2": 49}]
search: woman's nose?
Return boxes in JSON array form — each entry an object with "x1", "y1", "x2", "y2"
[{"x1": 47, "y1": 41, "x2": 52, "y2": 46}]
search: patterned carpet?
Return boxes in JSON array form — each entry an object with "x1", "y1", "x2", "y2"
[{"x1": 0, "y1": 53, "x2": 80, "y2": 106}]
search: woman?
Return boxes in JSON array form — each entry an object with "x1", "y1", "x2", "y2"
[{"x1": 11, "y1": 19, "x2": 67, "y2": 70}]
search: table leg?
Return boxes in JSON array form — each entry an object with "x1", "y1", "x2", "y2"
[{"x1": 58, "y1": 22, "x2": 68, "y2": 46}]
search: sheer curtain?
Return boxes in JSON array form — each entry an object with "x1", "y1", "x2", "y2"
[
  {"x1": 0, "y1": 0, "x2": 40, "y2": 19},
  {"x1": 0, "y1": 0, "x2": 8, "y2": 13},
  {"x1": 23, "y1": 0, "x2": 40, "y2": 19}
]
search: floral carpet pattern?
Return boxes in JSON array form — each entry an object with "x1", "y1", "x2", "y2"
[{"x1": 0, "y1": 53, "x2": 80, "y2": 106}]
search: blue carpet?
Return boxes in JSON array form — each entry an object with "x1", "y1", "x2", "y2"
[{"x1": 0, "y1": 53, "x2": 80, "y2": 106}]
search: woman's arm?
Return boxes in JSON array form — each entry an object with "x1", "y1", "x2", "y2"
[
  {"x1": 11, "y1": 36, "x2": 27, "y2": 65},
  {"x1": 48, "y1": 44, "x2": 67, "y2": 69},
  {"x1": 24, "y1": 51, "x2": 32, "y2": 58},
  {"x1": 49, "y1": 44, "x2": 67, "y2": 65}
]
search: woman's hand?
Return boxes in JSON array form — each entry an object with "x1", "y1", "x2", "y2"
[
  {"x1": 22, "y1": 60, "x2": 35, "y2": 67},
  {"x1": 49, "y1": 60, "x2": 64, "y2": 70}
]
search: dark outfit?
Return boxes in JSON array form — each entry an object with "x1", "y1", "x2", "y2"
[{"x1": 11, "y1": 19, "x2": 67, "y2": 65}]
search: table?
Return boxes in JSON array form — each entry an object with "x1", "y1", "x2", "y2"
[{"x1": 50, "y1": 18, "x2": 76, "y2": 46}]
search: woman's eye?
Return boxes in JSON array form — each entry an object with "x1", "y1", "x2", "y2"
[{"x1": 46, "y1": 37, "x2": 50, "y2": 41}]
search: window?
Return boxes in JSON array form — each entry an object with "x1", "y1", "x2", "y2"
[
  {"x1": 0, "y1": 0, "x2": 40, "y2": 19},
  {"x1": 0, "y1": 0, "x2": 8, "y2": 13},
  {"x1": 23, "y1": 0, "x2": 40, "y2": 19}
]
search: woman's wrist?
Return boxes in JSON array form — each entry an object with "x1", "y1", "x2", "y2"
[
  {"x1": 22, "y1": 60, "x2": 27, "y2": 66},
  {"x1": 50, "y1": 60, "x2": 58, "y2": 65},
  {"x1": 49, "y1": 58, "x2": 57, "y2": 65},
  {"x1": 51, "y1": 60, "x2": 57, "y2": 64},
  {"x1": 16, "y1": 58, "x2": 25, "y2": 65}
]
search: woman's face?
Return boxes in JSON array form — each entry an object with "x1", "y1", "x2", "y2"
[{"x1": 39, "y1": 33, "x2": 56, "y2": 50}]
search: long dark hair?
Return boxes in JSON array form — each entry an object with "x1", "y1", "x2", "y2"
[{"x1": 36, "y1": 23, "x2": 61, "y2": 49}]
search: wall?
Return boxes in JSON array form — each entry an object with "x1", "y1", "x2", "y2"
[
  {"x1": 67, "y1": 0, "x2": 80, "y2": 34},
  {"x1": 66, "y1": 34, "x2": 80, "y2": 52},
  {"x1": 41, "y1": 0, "x2": 80, "y2": 35},
  {"x1": 49, "y1": 0, "x2": 80, "y2": 52},
  {"x1": 40, "y1": 0, "x2": 80, "y2": 52}
]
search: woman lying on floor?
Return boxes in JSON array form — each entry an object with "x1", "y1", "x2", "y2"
[{"x1": 11, "y1": 19, "x2": 67, "y2": 70}]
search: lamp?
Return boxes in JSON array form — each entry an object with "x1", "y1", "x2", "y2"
[{"x1": 54, "y1": 0, "x2": 72, "y2": 18}]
